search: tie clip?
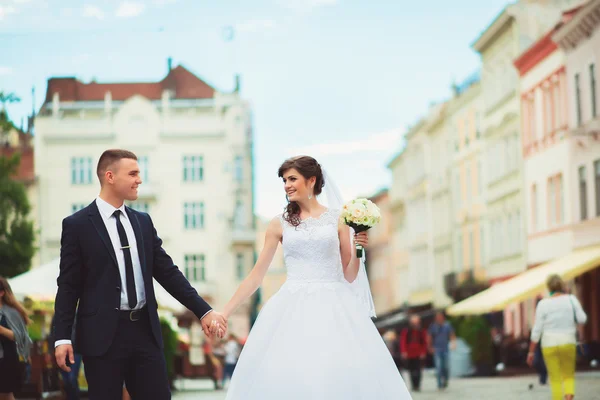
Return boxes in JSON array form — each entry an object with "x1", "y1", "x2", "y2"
[{"x1": 120, "y1": 246, "x2": 131, "y2": 249}]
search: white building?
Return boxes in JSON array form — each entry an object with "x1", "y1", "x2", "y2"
[{"x1": 33, "y1": 62, "x2": 256, "y2": 336}]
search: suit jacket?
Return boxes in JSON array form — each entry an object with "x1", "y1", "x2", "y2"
[{"x1": 53, "y1": 200, "x2": 212, "y2": 356}]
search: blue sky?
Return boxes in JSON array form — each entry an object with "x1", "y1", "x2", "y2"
[{"x1": 0, "y1": 0, "x2": 509, "y2": 218}]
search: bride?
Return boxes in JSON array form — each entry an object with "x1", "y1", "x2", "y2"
[{"x1": 214, "y1": 155, "x2": 412, "y2": 399}]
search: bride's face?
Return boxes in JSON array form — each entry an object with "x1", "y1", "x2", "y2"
[{"x1": 282, "y1": 168, "x2": 313, "y2": 202}]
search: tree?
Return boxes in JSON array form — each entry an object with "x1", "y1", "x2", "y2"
[
  {"x1": 0, "y1": 91, "x2": 20, "y2": 134},
  {"x1": 0, "y1": 152, "x2": 36, "y2": 278}
]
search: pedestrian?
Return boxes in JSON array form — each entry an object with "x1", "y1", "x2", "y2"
[
  {"x1": 50, "y1": 313, "x2": 82, "y2": 400},
  {"x1": 428, "y1": 311, "x2": 456, "y2": 390},
  {"x1": 0, "y1": 276, "x2": 33, "y2": 400},
  {"x1": 527, "y1": 274, "x2": 587, "y2": 400},
  {"x1": 400, "y1": 315, "x2": 427, "y2": 392},
  {"x1": 222, "y1": 334, "x2": 241, "y2": 387}
]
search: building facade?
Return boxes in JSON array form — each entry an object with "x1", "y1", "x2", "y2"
[
  {"x1": 365, "y1": 189, "x2": 395, "y2": 314},
  {"x1": 446, "y1": 74, "x2": 486, "y2": 292},
  {"x1": 552, "y1": 0, "x2": 600, "y2": 344},
  {"x1": 34, "y1": 63, "x2": 256, "y2": 336}
]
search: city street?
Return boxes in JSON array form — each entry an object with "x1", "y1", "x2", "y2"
[{"x1": 172, "y1": 371, "x2": 600, "y2": 399}]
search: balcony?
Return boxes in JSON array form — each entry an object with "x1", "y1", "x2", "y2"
[{"x1": 231, "y1": 227, "x2": 256, "y2": 246}]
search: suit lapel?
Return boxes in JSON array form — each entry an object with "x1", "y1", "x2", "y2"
[
  {"x1": 88, "y1": 201, "x2": 118, "y2": 268},
  {"x1": 126, "y1": 206, "x2": 148, "y2": 278}
]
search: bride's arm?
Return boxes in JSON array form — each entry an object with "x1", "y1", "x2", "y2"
[
  {"x1": 222, "y1": 217, "x2": 282, "y2": 319},
  {"x1": 339, "y1": 222, "x2": 360, "y2": 283}
]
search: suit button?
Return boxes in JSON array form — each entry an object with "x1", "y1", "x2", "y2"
[
  {"x1": 115, "y1": 308, "x2": 119, "y2": 311},
  {"x1": 116, "y1": 286, "x2": 121, "y2": 290}
]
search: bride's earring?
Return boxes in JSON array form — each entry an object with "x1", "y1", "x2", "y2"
[{"x1": 308, "y1": 186, "x2": 314, "y2": 200}]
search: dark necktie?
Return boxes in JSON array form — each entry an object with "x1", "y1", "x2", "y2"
[{"x1": 113, "y1": 210, "x2": 138, "y2": 309}]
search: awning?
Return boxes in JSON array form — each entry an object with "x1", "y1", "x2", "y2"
[
  {"x1": 9, "y1": 258, "x2": 185, "y2": 313},
  {"x1": 447, "y1": 244, "x2": 600, "y2": 316}
]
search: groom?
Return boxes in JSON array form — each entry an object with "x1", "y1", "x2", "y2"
[{"x1": 53, "y1": 149, "x2": 227, "y2": 399}]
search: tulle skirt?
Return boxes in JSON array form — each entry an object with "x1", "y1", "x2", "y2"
[{"x1": 225, "y1": 280, "x2": 412, "y2": 400}]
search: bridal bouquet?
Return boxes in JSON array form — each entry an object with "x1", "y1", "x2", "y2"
[{"x1": 340, "y1": 198, "x2": 381, "y2": 258}]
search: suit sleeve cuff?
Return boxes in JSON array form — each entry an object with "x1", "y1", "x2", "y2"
[
  {"x1": 55, "y1": 340, "x2": 72, "y2": 348},
  {"x1": 199, "y1": 309, "x2": 213, "y2": 321}
]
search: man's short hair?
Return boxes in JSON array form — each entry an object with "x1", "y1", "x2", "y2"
[{"x1": 97, "y1": 149, "x2": 138, "y2": 184}]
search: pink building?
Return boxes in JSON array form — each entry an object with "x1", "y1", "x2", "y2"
[{"x1": 552, "y1": 0, "x2": 600, "y2": 344}]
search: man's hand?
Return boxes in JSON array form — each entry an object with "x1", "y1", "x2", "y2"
[
  {"x1": 55, "y1": 344, "x2": 75, "y2": 372},
  {"x1": 201, "y1": 311, "x2": 228, "y2": 339},
  {"x1": 401, "y1": 352, "x2": 408, "y2": 360},
  {"x1": 450, "y1": 340, "x2": 457, "y2": 351}
]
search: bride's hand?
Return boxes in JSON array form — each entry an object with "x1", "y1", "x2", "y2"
[{"x1": 354, "y1": 232, "x2": 369, "y2": 248}]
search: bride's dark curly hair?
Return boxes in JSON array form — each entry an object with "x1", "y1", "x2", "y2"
[{"x1": 278, "y1": 156, "x2": 325, "y2": 227}]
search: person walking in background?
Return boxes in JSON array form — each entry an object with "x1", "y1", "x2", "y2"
[
  {"x1": 400, "y1": 315, "x2": 428, "y2": 392},
  {"x1": 428, "y1": 311, "x2": 456, "y2": 390},
  {"x1": 222, "y1": 334, "x2": 241, "y2": 387},
  {"x1": 527, "y1": 274, "x2": 587, "y2": 400},
  {"x1": 0, "y1": 277, "x2": 33, "y2": 400}
]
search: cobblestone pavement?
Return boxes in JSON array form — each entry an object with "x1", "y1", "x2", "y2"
[{"x1": 172, "y1": 371, "x2": 600, "y2": 399}]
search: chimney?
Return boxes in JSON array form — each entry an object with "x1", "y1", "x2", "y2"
[
  {"x1": 52, "y1": 92, "x2": 60, "y2": 116},
  {"x1": 167, "y1": 57, "x2": 173, "y2": 73},
  {"x1": 104, "y1": 91, "x2": 112, "y2": 114}
]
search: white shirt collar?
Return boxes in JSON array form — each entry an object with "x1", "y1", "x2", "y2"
[{"x1": 96, "y1": 196, "x2": 128, "y2": 220}]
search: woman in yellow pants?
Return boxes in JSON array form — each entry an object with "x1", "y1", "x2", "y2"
[{"x1": 527, "y1": 275, "x2": 587, "y2": 400}]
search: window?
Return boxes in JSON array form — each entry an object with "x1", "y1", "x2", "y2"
[
  {"x1": 71, "y1": 203, "x2": 86, "y2": 214},
  {"x1": 591, "y1": 64, "x2": 597, "y2": 119},
  {"x1": 479, "y1": 226, "x2": 485, "y2": 267},
  {"x1": 183, "y1": 156, "x2": 203, "y2": 182},
  {"x1": 184, "y1": 254, "x2": 205, "y2": 282},
  {"x1": 579, "y1": 166, "x2": 588, "y2": 220},
  {"x1": 138, "y1": 156, "x2": 149, "y2": 182},
  {"x1": 477, "y1": 160, "x2": 483, "y2": 195},
  {"x1": 184, "y1": 202, "x2": 205, "y2": 229},
  {"x1": 595, "y1": 160, "x2": 600, "y2": 217},
  {"x1": 234, "y1": 156, "x2": 243, "y2": 182},
  {"x1": 71, "y1": 157, "x2": 93, "y2": 184},
  {"x1": 548, "y1": 177, "x2": 556, "y2": 227},
  {"x1": 553, "y1": 78, "x2": 561, "y2": 129},
  {"x1": 456, "y1": 233, "x2": 463, "y2": 271},
  {"x1": 128, "y1": 201, "x2": 149, "y2": 213},
  {"x1": 236, "y1": 253, "x2": 245, "y2": 280},
  {"x1": 575, "y1": 73, "x2": 582, "y2": 127},
  {"x1": 465, "y1": 164, "x2": 471, "y2": 202},
  {"x1": 548, "y1": 174, "x2": 563, "y2": 227},
  {"x1": 469, "y1": 230, "x2": 474, "y2": 269},
  {"x1": 531, "y1": 184, "x2": 538, "y2": 232},
  {"x1": 544, "y1": 86, "x2": 553, "y2": 135},
  {"x1": 476, "y1": 112, "x2": 481, "y2": 138}
]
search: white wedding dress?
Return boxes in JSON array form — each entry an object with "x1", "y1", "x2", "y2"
[{"x1": 224, "y1": 209, "x2": 412, "y2": 399}]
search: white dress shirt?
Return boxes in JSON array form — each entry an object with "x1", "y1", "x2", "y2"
[{"x1": 55, "y1": 197, "x2": 147, "y2": 348}]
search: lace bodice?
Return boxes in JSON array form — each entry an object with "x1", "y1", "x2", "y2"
[{"x1": 279, "y1": 209, "x2": 345, "y2": 283}]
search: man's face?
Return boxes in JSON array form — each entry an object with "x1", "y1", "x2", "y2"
[{"x1": 106, "y1": 158, "x2": 142, "y2": 201}]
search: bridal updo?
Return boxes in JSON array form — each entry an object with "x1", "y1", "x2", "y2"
[{"x1": 278, "y1": 156, "x2": 325, "y2": 227}]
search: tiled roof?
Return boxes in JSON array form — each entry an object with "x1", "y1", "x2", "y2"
[{"x1": 44, "y1": 65, "x2": 215, "y2": 103}]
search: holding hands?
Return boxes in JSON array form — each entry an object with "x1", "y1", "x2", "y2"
[{"x1": 201, "y1": 311, "x2": 228, "y2": 339}]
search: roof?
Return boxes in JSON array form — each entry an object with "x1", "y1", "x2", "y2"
[
  {"x1": 44, "y1": 64, "x2": 216, "y2": 103},
  {"x1": 0, "y1": 146, "x2": 34, "y2": 184},
  {"x1": 471, "y1": 5, "x2": 514, "y2": 53},
  {"x1": 513, "y1": 6, "x2": 582, "y2": 76}
]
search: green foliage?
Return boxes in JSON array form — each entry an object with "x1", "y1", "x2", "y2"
[
  {"x1": 160, "y1": 317, "x2": 178, "y2": 383},
  {"x1": 0, "y1": 153, "x2": 36, "y2": 278},
  {"x1": 452, "y1": 315, "x2": 493, "y2": 366}
]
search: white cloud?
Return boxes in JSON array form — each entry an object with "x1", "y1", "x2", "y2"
[
  {"x1": 0, "y1": 5, "x2": 17, "y2": 20},
  {"x1": 0, "y1": 66, "x2": 13, "y2": 75},
  {"x1": 291, "y1": 129, "x2": 403, "y2": 156},
  {"x1": 277, "y1": 0, "x2": 339, "y2": 13},
  {"x1": 115, "y1": 1, "x2": 145, "y2": 18},
  {"x1": 83, "y1": 4, "x2": 105, "y2": 20},
  {"x1": 153, "y1": 0, "x2": 176, "y2": 5},
  {"x1": 236, "y1": 19, "x2": 277, "y2": 33}
]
